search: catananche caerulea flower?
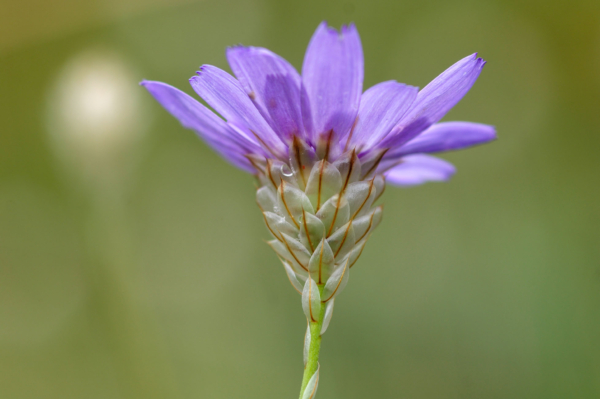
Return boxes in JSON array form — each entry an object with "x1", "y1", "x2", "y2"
[
  {"x1": 142, "y1": 22, "x2": 494, "y2": 187},
  {"x1": 142, "y1": 22, "x2": 495, "y2": 399}
]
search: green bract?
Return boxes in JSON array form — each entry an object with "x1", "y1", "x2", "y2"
[{"x1": 253, "y1": 137, "x2": 384, "y2": 320}]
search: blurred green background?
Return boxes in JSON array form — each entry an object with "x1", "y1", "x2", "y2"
[{"x1": 1, "y1": 0, "x2": 600, "y2": 398}]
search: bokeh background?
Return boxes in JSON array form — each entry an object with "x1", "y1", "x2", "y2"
[{"x1": 2, "y1": 0, "x2": 600, "y2": 398}]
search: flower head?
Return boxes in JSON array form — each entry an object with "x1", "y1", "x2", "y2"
[
  {"x1": 141, "y1": 21, "x2": 495, "y2": 299},
  {"x1": 142, "y1": 22, "x2": 494, "y2": 184},
  {"x1": 142, "y1": 23, "x2": 495, "y2": 396}
]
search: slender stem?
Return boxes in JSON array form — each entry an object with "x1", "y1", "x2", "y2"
[{"x1": 299, "y1": 284, "x2": 326, "y2": 399}]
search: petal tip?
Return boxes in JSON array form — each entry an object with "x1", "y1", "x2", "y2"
[
  {"x1": 194, "y1": 65, "x2": 210, "y2": 76},
  {"x1": 226, "y1": 44, "x2": 249, "y2": 53},
  {"x1": 341, "y1": 22, "x2": 357, "y2": 33}
]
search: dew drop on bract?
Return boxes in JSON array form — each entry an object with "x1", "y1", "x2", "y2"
[{"x1": 281, "y1": 164, "x2": 294, "y2": 177}]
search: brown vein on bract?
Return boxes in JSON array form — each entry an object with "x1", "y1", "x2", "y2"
[
  {"x1": 356, "y1": 212, "x2": 374, "y2": 243},
  {"x1": 316, "y1": 160, "x2": 325, "y2": 212},
  {"x1": 261, "y1": 212, "x2": 283, "y2": 242},
  {"x1": 351, "y1": 178, "x2": 375, "y2": 220},
  {"x1": 363, "y1": 149, "x2": 389, "y2": 178},
  {"x1": 265, "y1": 159, "x2": 278, "y2": 189},
  {"x1": 245, "y1": 154, "x2": 266, "y2": 175},
  {"x1": 255, "y1": 195, "x2": 267, "y2": 213},
  {"x1": 327, "y1": 149, "x2": 356, "y2": 237},
  {"x1": 343, "y1": 116, "x2": 359, "y2": 153},
  {"x1": 278, "y1": 256, "x2": 302, "y2": 294},
  {"x1": 250, "y1": 129, "x2": 282, "y2": 160},
  {"x1": 373, "y1": 175, "x2": 386, "y2": 203},
  {"x1": 323, "y1": 130, "x2": 333, "y2": 162},
  {"x1": 293, "y1": 136, "x2": 307, "y2": 187},
  {"x1": 333, "y1": 222, "x2": 353, "y2": 258},
  {"x1": 308, "y1": 278, "x2": 317, "y2": 322},
  {"x1": 349, "y1": 240, "x2": 368, "y2": 268},
  {"x1": 281, "y1": 248, "x2": 308, "y2": 276},
  {"x1": 280, "y1": 233, "x2": 308, "y2": 271},
  {"x1": 302, "y1": 209, "x2": 315, "y2": 252},
  {"x1": 322, "y1": 258, "x2": 349, "y2": 302},
  {"x1": 327, "y1": 199, "x2": 341, "y2": 238},
  {"x1": 341, "y1": 149, "x2": 356, "y2": 192},
  {"x1": 318, "y1": 239, "x2": 325, "y2": 284},
  {"x1": 279, "y1": 180, "x2": 300, "y2": 228}
]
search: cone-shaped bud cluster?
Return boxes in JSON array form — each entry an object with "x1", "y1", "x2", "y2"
[{"x1": 253, "y1": 137, "x2": 384, "y2": 326}]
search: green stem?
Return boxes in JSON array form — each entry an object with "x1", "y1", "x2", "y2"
[{"x1": 299, "y1": 284, "x2": 326, "y2": 399}]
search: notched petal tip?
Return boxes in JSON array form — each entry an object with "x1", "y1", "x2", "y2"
[
  {"x1": 194, "y1": 64, "x2": 214, "y2": 76},
  {"x1": 341, "y1": 22, "x2": 358, "y2": 34},
  {"x1": 317, "y1": 20, "x2": 359, "y2": 37},
  {"x1": 471, "y1": 53, "x2": 486, "y2": 67}
]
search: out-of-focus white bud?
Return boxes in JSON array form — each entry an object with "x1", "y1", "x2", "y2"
[{"x1": 46, "y1": 48, "x2": 146, "y2": 195}]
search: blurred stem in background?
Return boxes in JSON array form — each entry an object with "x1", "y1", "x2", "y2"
[
  {"x1": 46, "y1": 49, "x2": 179, "y2": 398},
  {"x1": 85, "y1": 194, "x2": 179, "y2": 399}
]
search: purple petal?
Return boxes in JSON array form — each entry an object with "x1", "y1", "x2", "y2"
[
  {"x1": 141, "y1": 80, "x2": 257, "y2": 172},
  {"x1": 350, "y1": 80, "x2": 418, "y2": 151},
  {"x1": 383, "y1": 54, "x2": 486, "y2": 149},
  {"x1": 189, "y1": 65, "x2": 287, "y2": 159},
  {"x1": 390, "y1": 122, "x2": 496, "y2": 157},
  {"x1": 262, "y1": 75, "x2": 305, "y2": 140},
  {"x1": 301, "y1": 22, "x2": 364, "y2": 146},
  {"x1": 378, "y1": 117, "x2": 431, "y2": 150},
  {"x1": 384, "y1": 154, "x2": 456, "y2": 186},
  {"x1": 226, "y1": 46, "x2": 304, "y2": 140}
]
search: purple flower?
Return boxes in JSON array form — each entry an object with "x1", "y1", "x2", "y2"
[
  {"x1": 141, "y1": 22, "x2": 495, "y2": 185},
  {"x1": 142, "y1": 24, "x2": 496, "y2": 396}
]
